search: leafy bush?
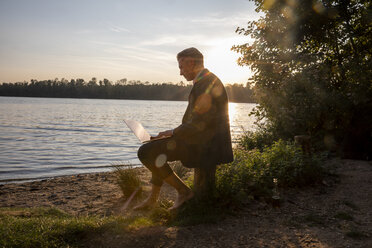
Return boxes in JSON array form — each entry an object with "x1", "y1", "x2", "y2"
[
  {"x1": 216, "y1": 140, "x2": 325, "y2": 203},
  {"x1": 233, "y1": 0, "x2": 372, "y2": 159},
  {"x1": 113, "y1": 164, "x2": 142, "y2": 199},
  {"x1": 238, "y1": 129, "x2": 276, "y2": 151}
]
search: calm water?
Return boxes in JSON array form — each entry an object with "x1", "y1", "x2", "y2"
[{"x1": 0, "y1": 97, "x2": 256, "y2": 183}]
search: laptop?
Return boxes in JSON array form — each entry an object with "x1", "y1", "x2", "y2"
[{"x1": 124, "y1": 119, "x2": 169, "y2": 143}]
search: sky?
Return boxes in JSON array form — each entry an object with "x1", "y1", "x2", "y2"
[{"x1": 0, "y1": 0, "x2": 259, "y2": 84}]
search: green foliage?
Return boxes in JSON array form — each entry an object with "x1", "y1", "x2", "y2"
[
  {"x1": 216, "y1": 140, "x2": 325, "y2": 203},
  {"x1": 233, "y1": 0, "x2": 372, "y2": 159},
  {"x1": 238, "y1": 129, "x2": 276, "y2": 151},
  {"x1": 113, "y1": 164, "x2": 142, "y2": 199}
]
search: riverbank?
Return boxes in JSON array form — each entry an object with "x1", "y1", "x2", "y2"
[
  {"x1": 0, "y1": 167, "x2": 171, "y2": 216},
  {"x1": 0, "y1": 159, "x2": 371, "y2": 247}
]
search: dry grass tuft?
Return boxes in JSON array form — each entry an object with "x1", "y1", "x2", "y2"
[{"x1": 113, "y1": 164, "x2": 142, "y2": 199}]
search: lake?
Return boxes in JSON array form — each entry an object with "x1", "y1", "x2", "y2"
[{"x1": 0, "y1": 97, "x2": 257, "y2": 183}]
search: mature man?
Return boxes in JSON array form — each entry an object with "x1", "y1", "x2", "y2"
[{"x1": 135, "y1": 47, "x2": 233, "y2": 210}]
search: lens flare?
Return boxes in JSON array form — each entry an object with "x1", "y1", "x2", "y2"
[
  {"x1": 195, "y1": 93, "x2": 212, "y2": 114},
  {"x1": 313, "y1": 2, "x2": 325, "y2": 14},
  {"x1": 155, "y1": 154, "x2": 167, "y2": 168},
  {"x1": 166, "y1": 140, "x2": 176, "y2": 150}
]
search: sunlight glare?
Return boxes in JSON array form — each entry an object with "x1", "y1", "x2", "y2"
[
  {"x1": 228, "y1": 102, "x2": 237, "y2": 122},
  {"x1": 204, "y1": 37, "x2": 252, "y2": 84}
]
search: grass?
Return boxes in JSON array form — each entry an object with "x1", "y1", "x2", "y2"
[
  {"x1": 0, "y1": 207, "x2": 174, "y2": 248},
  {"x1": 0, "y1": 203, "x2": 224, "y2": 248},
  {"x1": 0, "y1": 207, "x2": 103, "y2": 248},
  {"x1": 113, "y1": 164, "x2": 142, "y2": 199}
]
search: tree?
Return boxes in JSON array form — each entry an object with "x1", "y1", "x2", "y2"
[
  {"x1": 116, "y1": 78, "x2": 127, "y2": 85},
  {"x1": 88, "y1": 77, "x2": 97, "y2": 87},
  {"x1": 233, "y1": 0, "x2": 372, "y2": 159}
]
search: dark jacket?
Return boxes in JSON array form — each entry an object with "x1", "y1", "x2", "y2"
[{"x1": 173, "y1": 69, "x2": 234, "y2": 167}]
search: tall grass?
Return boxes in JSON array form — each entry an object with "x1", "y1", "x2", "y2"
[{"x1": 113, "y1": 164, "x2": 142, "y2": 199}]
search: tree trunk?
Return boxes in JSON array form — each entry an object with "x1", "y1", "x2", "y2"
[
  {"x1": 193, "y1": 164, "x2": 216, "y2": 200},
  {"x1": 294, "y1": 135, "x2": 312, "y2": 156}
]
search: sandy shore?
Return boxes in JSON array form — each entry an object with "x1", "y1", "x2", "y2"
[{"x1": 0, "y1": 167, "x2": 178, "y2": 216}]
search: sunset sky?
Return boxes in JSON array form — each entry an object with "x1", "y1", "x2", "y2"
[{"x1": 0, "y1": 0, "x2": 259, "y2": 84}]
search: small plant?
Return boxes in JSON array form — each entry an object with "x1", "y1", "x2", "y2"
[
  {"x1": 113, "y1": 164, "x2": 142, "y2": 199},
  {"x1": 149, "y1": 207, "x2": 171, "y2": 224},
  {"x1": 169, "y1": 161, "x2": 191, "y2": 180},
  {"x1": 158, "y1": 196, "x2": 173, "y2": 209}
]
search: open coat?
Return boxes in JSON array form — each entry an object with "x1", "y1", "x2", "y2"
[{"x1": 173, "y1": 69, "x2": 234, "y2": 168}]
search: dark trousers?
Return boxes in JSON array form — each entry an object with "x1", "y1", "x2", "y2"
[{"x1": 137, "y1": 137, "x2": 199, "y2": 186}]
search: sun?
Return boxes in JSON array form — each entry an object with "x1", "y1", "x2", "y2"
[{"x1": 204, "y1": 37, "x2": 252, "y2": 85}]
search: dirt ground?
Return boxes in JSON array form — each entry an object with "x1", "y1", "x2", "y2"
[{"x1": 0, "y1": 158, "x2": 371, "y2": 248}]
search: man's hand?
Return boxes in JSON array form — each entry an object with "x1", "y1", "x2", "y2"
[{"x1": 151, "y1": 129, "x2": 173, "y2": 140}]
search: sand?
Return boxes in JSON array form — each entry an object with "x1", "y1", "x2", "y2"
[{"x1": 0, "y1": 167, "x2": 177, "y2": 216}]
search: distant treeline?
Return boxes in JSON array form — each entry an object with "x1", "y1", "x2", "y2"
[{"x1": 0, "y1": 78, "x2": 255, "y2": 103}]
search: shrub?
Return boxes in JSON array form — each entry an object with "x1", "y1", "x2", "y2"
[
  {"x1": 261, "y1": 140, "x2": 324, "y2": 187},
  {"x1": 113, "y1": 164, "x2": 142, "y2": 199},
  {"x1": 238, "y1": 129, "x2": 277, "y2": 151},
  {"x1": 216, "y1": 139, "x2": 325, "y2": 203}
]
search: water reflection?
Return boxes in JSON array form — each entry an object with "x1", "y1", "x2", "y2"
[
  {"x1": 0, "y1": 97, "x2": 257, "y2": 182},
  {"x1": 229, "y1": 102, "x2": 237, "y2": 123},
  {"x1": 228, "y1": 102, "x2": 256, "y2": 141}
]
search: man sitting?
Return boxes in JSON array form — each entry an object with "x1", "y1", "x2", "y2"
[{"x1": 135, "y1": 47, "x2": 233, "y2": 210}]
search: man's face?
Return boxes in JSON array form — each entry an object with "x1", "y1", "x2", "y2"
[{"x1": 178, "y1": 57, "x2": 195, "y2": 81}]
